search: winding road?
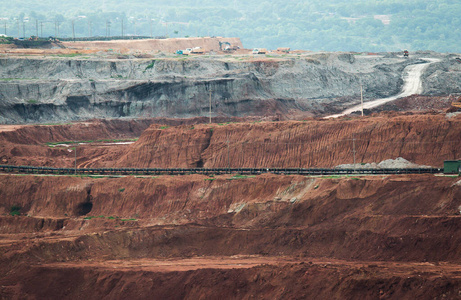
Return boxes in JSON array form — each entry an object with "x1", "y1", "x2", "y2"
[{"x1": 326, "y1": 58, "x2": 440, "y2": 118}]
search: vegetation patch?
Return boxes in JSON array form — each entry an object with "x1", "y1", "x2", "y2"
[
  {"x1": 0, "y1": 36, "x2": 13, "y2": 44},
  {"x1": 83, "y1": 215, "x2": 104, "y2": 220},
  {"x1": 145, "y1": 61, "x2": 155, "y2": 70},
  {"x1": 9, "y1": 205, "x2": 21, "y2": 216},
  {"x1": 56, "y1": 53, "x2": 84, "y2": 58},
  {"x1": 228, "y1": 174, "x2": 256, "y2": 180}
]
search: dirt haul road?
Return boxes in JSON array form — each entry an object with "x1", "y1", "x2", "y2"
[{"x1": 326, "y1": 58, "x2": 441, "y2": 118}]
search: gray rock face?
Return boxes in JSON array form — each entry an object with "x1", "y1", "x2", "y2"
[
  {"x1": 422, "y1": 57, "x2": 461, "y2": 95},
  {"x1": 0, "y1": 53, "x2": 456, "y2": 124}
]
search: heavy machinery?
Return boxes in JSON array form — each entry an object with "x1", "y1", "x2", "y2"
[
  {"x1": 276, "y1": 47, "x2": 290, "y2": 53},
  {"x1": 175, "y1": 47, "x2": 203, "y2": 55},
  {"x1": 219, "y1": 41, "x2": 239, "y2": 52},
  {"x1": 219, "y1": 41, "x2": 231, "y2": 51},
  {"x1": 189, "y1": 47, "x2": 204, "y2": 54},
  {"x1": 403, "y1": 50, "x2": 409, "y2": 58},
  {"x1": 252, "y1": 48, "x2": 267, "y2": 54}
]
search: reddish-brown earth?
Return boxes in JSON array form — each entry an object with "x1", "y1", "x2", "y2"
[
  {"x1": 2, "y1": 114, "x2": 460, "y2": 170},
  {"x1": 1, "y1": 173, "x2": 461, "y2": 299},
  {"x1": 116, "y1": 114, "x2": 461, "y2": 169},
  {"x1": 0, "y1": 116, "x2": 250, "y2": 167},
  {"x1": 369, "y1": 95, "x2": 458, "y2": 113},
  {"x1": 1, "y1": 113, "x2": 461, "y2": 299}
]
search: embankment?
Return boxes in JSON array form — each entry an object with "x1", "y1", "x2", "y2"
[
  {"x1": 1, "y1": 172, "x2": 461, "y2": 298},
  {"x1": 117, "y1": 114, "x2": 461, "y2": 169},
  {"x1": 1, "y1": 174, "x2": 461, "y2": 262}
]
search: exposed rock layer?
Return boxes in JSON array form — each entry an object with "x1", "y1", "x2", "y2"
[{"x1": 1, "y1": 53, "x2": 436, "y2": 124}]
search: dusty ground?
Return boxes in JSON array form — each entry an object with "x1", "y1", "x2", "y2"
[{"x1": 0, "y1": 112, "x2": 461, "y2": 298}]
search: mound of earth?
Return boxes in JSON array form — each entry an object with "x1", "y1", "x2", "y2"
[{"x1": 336, "y1": 157, "x2": 432, "y2": 169}]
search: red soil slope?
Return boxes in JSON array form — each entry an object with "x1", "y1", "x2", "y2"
[
  {"x1": 117, "y1": 114, "x2": 461, "y2": 169},
  {"x1": 2, "y1": 114, "x2": 459, "y2": 169},
  {"x1": 1, "y1": 173, "x2": 461, "y2": 298}
]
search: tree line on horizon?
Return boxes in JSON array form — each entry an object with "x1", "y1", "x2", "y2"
[{"x1": 0, "y1": 0, "x2": 459, "y2": 53}]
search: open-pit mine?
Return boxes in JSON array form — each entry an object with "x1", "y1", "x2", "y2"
[{"x1": 1, "y1": 37, "x2": 461, "y2": 299}]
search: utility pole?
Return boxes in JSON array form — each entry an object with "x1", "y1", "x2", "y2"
[
  {"x1": 55, "y1": 21, "x2": 61, "y2": 38},
  {"x1": 35, "y1": 19, "x2": 38, "y2": 37},
  {"x1": 227, "y1": 139, "x2": 230, "y2": 173},
  {"x1": 74, "y1": 144, "x2": 77, "y2": 175},
  {"x1": 360, "y1": 84, "x2": 364, "y2": 116},
  {"x1": 40, "y1": 21, "x2": 43, "y2": 37},
  {"x1": 22, "y1": 21, "x2": 25, "y2": 38},
  {"x1": 106, "y1": 20, "x2": 110, "y2": 37},
  {"x1": 352, "y1": 136, "x2": 356, "y2": 173},
  {"x1": 209, "y1": 88, "x2": 212, "y2": 123},
  {"x1": 72, "y1": 20, "x2": 75, "y2": 41},
  {"x1": 150, "y1": 19, "x2": 152, "y2": 38},
  {"x1": 17, "y1": 19, "x2": 19, "y2": 37}
]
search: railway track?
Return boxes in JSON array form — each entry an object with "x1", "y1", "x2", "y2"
[{"x1": 0, "y1": 165, "x2": 442, "y2": 176}]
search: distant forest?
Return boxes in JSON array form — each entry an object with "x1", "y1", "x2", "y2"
[{"x1": 1, "y1": 0, "x2": 460, "y2": 52}]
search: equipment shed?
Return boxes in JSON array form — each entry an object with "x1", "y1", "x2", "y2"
[{"x1": 444, "y1": 160, "x2": 461, "y2": 174}]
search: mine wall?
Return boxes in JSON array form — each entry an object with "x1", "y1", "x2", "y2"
[
  {"x1": 116, "y1": 115, "x2": 461, "y2": 169},
  {"x1": 0, "y1": 54, "x2": 423, "y2": 124},
  {"x1": 1, "y1": 114, "x2": 460, "y2": 168},
  {"x1": 1, "y1": 174, "x2": 461, "y2": 267}
]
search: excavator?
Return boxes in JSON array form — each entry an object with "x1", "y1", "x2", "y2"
[
  {"x1": 219, "y1": 41, "x2": 239, "y2": 52},
  {"x1": 219, "y1": 41, "x2": 231, "y2": 51}
]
